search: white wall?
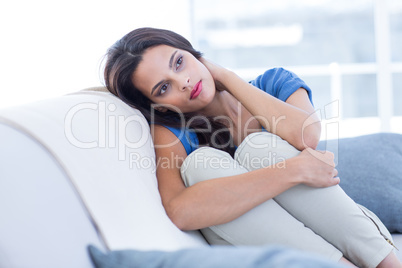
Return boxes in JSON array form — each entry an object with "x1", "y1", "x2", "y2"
[{"x1": 0, "y1": 0, "x2": 191, "y2": 108}]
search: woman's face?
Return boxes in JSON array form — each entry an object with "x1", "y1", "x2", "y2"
[{"x1": 132, "y1": 45, "x2": 216, "y2": 114}]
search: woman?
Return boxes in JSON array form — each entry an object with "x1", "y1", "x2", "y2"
[{"x1": 104, "y1": 27, "x2": 401, "y2": 267}]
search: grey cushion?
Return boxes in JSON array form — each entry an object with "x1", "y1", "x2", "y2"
[
  {"x1": 317, "y1": 133, "x2": 402, "y2": 233},
  {"x1": 87, "y1": 245, "x2": 344, "y2": 268}
]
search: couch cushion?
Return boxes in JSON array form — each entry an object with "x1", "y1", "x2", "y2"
[
  {"x1": 317, "y1": 133, "x2": 402, "y2": 233},
  {"x1": 0, "y1": 90, "x2": 208, "y2": 251},
  {"x1": 87, "y1": 245, "x2": 345, "y2": 268}
]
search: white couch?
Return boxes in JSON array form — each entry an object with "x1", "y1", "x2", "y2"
[{"x1": 0, "y1": 88, "x2": 400, "y2": 268}]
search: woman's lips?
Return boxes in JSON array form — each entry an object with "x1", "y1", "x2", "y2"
[{"x1": 190, "y1": 81, "x2": 202, "y2": 99}]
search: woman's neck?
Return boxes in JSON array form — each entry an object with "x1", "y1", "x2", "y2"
[
  {"x1": 197, "y1": 90, "x2": 241, "y2": 125},
  {"x1": 196, "y1": 89, "x2": 261, "y2": 146}
]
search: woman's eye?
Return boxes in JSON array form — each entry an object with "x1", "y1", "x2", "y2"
[
  {"x1": 159, "y1": 83, "x2": 168, "y2": 95},
  {"x1": 176, "y1": 56, "x2": 183, "y2": 69}
]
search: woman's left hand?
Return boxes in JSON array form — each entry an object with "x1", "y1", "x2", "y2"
[{"x1": 200, "y1": 57, "x2": 230, "y2": 92}]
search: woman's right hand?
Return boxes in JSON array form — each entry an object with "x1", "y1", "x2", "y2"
[
  {"x1": 296, "y1": 147, "x2": 340, "y2": 188},
  {"x1": 199, "y1": 57, "x2": 231, "y2": 92}
]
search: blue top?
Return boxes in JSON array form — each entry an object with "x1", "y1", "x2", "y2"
[{"x1": 162, "y1": 68, "x2": 313, "y2": 155}]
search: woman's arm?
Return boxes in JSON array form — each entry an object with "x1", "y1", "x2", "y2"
[
  {"x1": 285, "y1": 88, "x2": 321, "y2": 149},
  {"x1": 202, "y1": 59, "x2": 321, "y2": 150},
  {"x1": 152, "y1": 125, "x2": 338, "y2": 231}
]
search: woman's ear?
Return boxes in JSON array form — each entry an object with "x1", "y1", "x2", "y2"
[
  {"x1": 156, "y1": 106, "x2": 168, "y2": 113},
  {"x1": 151, "y1": 103, "x2": 168, "y2": 113}
]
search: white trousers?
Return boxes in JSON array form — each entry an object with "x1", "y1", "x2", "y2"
[{"x1": 180, "y1": 132, "x2": 394, "y2": 268}]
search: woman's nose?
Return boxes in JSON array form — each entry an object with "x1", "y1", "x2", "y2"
[{"x1": 181, "y1": 77, "x2": 190, "y2": 91}]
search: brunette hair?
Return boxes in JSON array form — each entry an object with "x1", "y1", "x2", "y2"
[{"x1": 104, "y1": 27, "x2": 235, "y2": 156}]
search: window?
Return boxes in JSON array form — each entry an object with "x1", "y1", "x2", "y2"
[
  {"x1": 191, "y1": 0, "x2": 402, "y2": 138},
  {"x1": 390, "y1": 0, "x2": 402, "y2": 118},
  {"x1": 390, "y1": 0, "x2": 402, "y2": 62}
]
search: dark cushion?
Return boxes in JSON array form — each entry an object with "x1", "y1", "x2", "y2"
[
  {"x1": 87, "y1": 245, "x2": 344, "y2": 268},
  {"x1": 317, "y1": 133, "x2": 402, "y2": 233}
]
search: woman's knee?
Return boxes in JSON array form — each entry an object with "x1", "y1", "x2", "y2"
[
  {"x1": 180, "y1": 147, "x2": 248, "y2": 187},
  {"x1": 234, "y1": 132, "x2": 300, "y2": 171}
]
